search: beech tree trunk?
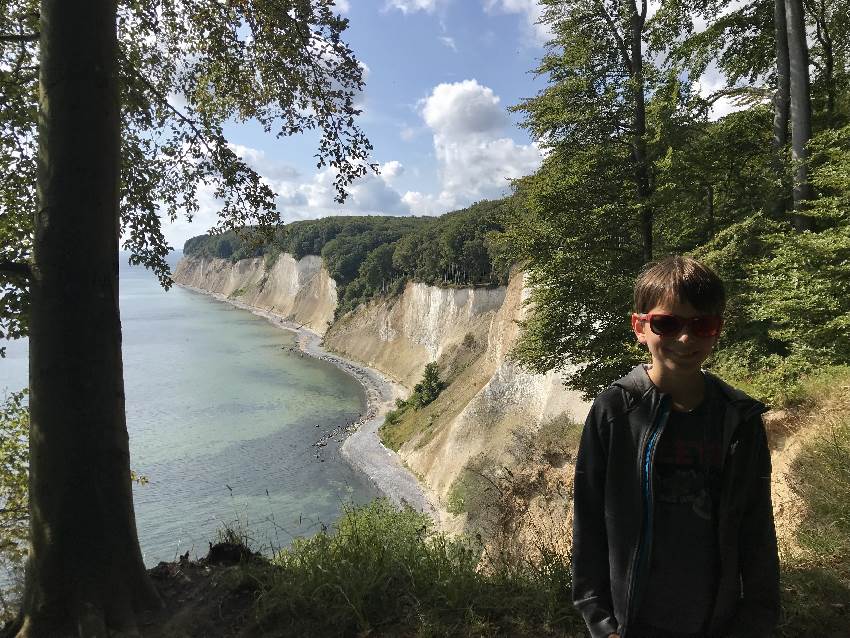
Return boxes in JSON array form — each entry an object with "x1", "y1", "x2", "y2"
[
  {"x1": 629, "y1": 6, "x2": 652, "y2": 263},
  {"x1": 15, "y1": 0, "x2": 160, "y2": 635},
  {"x1": 772, "y1": 0, "x2": 791, "y2": 216},
  {"x1": 784, "y1": 0, "x2": 814, "y2": 229}
]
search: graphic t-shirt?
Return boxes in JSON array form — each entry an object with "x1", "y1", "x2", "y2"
[{"x1": 636, "y1": 386, "x2": 725, "y2": 635}]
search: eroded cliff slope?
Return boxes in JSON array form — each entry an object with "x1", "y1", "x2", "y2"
[
  {"x1": 174, "y1": 253, "x2": 590, "y2": 540},
  {"x1": 174, "y1": 254, "x2": 337, "y2": 335},
  {"x1": 323, "y1": 271, "x2": 590, "y2": 502}
]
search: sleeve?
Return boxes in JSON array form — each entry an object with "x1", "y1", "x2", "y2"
[
  {"x1": 727, "y1": 417, "x2": 781, "y2": 637},
  {"x1": 572, "y1": 400, "x2": 619, "y2": 638}
]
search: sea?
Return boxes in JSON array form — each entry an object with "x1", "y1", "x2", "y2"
[{"x1": 0, "y1": 251, "x2": 379, "y2": 567}]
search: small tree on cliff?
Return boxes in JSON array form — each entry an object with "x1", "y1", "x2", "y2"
[
  {"x1": 409, "y1": 363, "x2": 446, "y2": 410},
  {"x1": 0, "y1": 0, "x2": 372, "y2": 635}
]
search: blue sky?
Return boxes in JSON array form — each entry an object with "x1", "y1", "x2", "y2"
[
  {"x1": 164, "y1": 0, "x2": 738, "y2": 248},
  {"x1": 164, "y1": 0, "x2": 553, "y2": 247}
]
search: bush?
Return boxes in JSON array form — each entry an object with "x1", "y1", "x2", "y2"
[
  {"x1": 251, "y1": 499, "x2": 582, "y2": 637},
  {"x1": 408, "y1": 362, "x2": 445, "y2": 410},
  {"x1": 698, "y1": 213, "x2": 850, "y2": 404}
]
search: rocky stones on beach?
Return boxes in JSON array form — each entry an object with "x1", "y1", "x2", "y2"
[{"x1": 180, "y1": 286, "x2": 437, "y2": 517}]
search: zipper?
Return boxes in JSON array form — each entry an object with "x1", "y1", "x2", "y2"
[{"x1": 622, "y1": 395, "x2": 671, "y2": 637}]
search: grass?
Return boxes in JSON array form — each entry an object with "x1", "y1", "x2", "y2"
[
  {"x1": 774, "y1": 366, "x2": 850, "y2": 635},
  {"x1": 248, "y1": 499, "x2": 584, "y2": 637}
]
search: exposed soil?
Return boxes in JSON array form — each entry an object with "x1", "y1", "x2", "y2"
[{"x1": 139, "y1": 544, "x2": 267, "y2": 638}]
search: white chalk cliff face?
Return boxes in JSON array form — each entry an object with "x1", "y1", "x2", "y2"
[
  {"x1": 173, "y1": 254, "x2": 337, "y2": 335},
  {"x1": 325, "y1": 270, "x2": 590, "y2": 500},
  {"x1": 173, "y1": 254, "x2": 590, "y2": 505}
]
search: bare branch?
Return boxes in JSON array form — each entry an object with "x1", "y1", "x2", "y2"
[
  {"x1": 597, "y1": 1, "x2": 632, "y2": 73},
  {"x1": 118, "y1": 55, "x2": 213, "y2": 154},
  {"x1": 0, "y1": 261, "x2": 32, "y2": 278},
  {"x1": 0, "y1": 33, "x2": 39, "y2": 43}
]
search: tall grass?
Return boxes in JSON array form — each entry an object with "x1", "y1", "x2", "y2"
[
  {"x1": 250, "y1": 499, "x2": 582, "y2": 637},
  {"x1": 777, "y1": 367, "x2": 850, "y2": 636}
]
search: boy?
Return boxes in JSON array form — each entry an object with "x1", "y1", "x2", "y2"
[{"x1": 572, "y1": 256, "x2": 779, "y2": 638}]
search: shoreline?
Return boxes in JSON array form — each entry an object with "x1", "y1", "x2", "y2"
[{"x1": 175, "y1": 283, "x2": 441, "y2": 521}]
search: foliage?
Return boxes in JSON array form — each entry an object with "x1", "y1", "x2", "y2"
[
  {"x1": 1, "y1": 0, "x2": 374, "y2": 354},
  {"x1": 504, "y1": 0, "x2": 850, "y2": 399},
  {"x1": 380, "y1": 363, "x2": 447, "y2": 450},
  {"x1": 504, "y1": 0, "x2": 739, "y2": 397},
  {"x1": 0, "y1": 390, "x2": 28, "y2": 567},
  {"x1": 408, "y1": 363, "x2": 446, "y2": 410},
  {"x1": 0, "y1": 389, "x2": 28, "y2": 623},
  {"x1": 184, "y1": 200, "x2": 512, "y2": 316},
  {"x1": 696, "y1": 126, "x2": 850, "y2": 402},
  {"x1": 251, "y1": 499, "x2": 581, "y2": 637}
]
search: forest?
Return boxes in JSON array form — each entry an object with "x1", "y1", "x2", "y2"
[
  {"x1": 183, "y1": 198, "x2": 511, "y2": 314},
  {"x1": 1, "y1": 0, "x2": 850, "y2": 635}
]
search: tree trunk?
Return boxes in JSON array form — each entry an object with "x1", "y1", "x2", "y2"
[
  {"x1": 15, "y1": 0, "x2": 160, "y2": 635},
  {"x1": 815, "y1": 0, "x2": 835, "y2": 115},
  {"x1": 772, "y1": 0, "x2": 791, "y2": 216},
  {"x1": 705, "y1": 184, "x2": 715, "y2": 238},
  {"x1": 784, "y1": 0, "x2": 814, "y2": 229},
  {"x1": 630, "y1": 9, "x2": 652, "y2": 263}
]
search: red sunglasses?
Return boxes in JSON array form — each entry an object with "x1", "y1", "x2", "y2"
[{"x1": 633, "y1": 313, "x2": 723, "y2": 338}]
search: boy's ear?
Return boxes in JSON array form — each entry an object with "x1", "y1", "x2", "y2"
[{"x1": 631, "y1": 313, "x2": 648, "y2": 344}]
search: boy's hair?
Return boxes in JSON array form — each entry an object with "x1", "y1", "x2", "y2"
[{"x1": 634, "y1": 255, "x2": 726, "y2": 315}]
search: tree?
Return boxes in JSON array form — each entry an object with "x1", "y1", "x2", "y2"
[
  {"x1": 409, "y1": 363, "x2": 445, "y2": 409},
  {"x1": 803, "y1": 0, "x2": 850, "y2": 118},
  {"x1": 506, "y1": 0, "x2": 716, "y2": 395},
  {"x1": 0, "y1": 0, "x2": 372, "y2": 634},
  {"x1": 784, "y1": 0, "x2": 814, "y2": 221},
  {"x1": 522, "y1": 0, "x2": 659, "y2": 262},
  {"x1": 773, "y1": 0, "x2": 791, "y2": 214}
]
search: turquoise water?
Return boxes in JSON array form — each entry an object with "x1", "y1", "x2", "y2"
[{"x1": 0, "y1": 252, "x2": 379, "y2": 566}]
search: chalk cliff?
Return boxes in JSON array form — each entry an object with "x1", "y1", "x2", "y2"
[
  {"x1": 324, "y1": 271, "x2": 590, "y2": 501},
  {"x1": 173, "y1": 254, "x2": 337, "y2": 335},
  {"x1": 173, "y1": 253, "x2": 590, "y2": 522}
]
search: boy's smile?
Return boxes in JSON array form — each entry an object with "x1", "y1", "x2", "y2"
[{"x1": 631, "y1": 300, "x2": 721, "y2": 379}]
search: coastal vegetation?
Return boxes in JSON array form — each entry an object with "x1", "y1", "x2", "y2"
[
  {"x1": 0, "y1": 0, "x2": 376, "y2": 634},
  {"x1": 184, "y1": 199, "x2": 512, "y2": 315},
  {"x1": 500, "y1": 0, "x2": 850, "y2": 401},
  {"x1": 380, "y1": 362, "x2": 447, "y2": 451},
  {"x1": 0, "y1": 392, "x2": 26, "y2": 625},
  {"x1": 2, "y1": 0, "x2": 850, "y2": 635}
]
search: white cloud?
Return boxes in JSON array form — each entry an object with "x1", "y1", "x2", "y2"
[
  {"x1": 421, "y1": 79, "x2": 506, "y2": 136},
  {"x1": 334, "y1": 0, "x2": 350, "y2": 13},
  {"x1": 400, "y1": 126, "x2": 417, "y2": 141},
  {"x1": 408, "y1": 79, "x2": 542, "y2": 215},
  {"x1": 385, "y1": 0, "x2": 442, "y2": 14},
  {"x1": 483, "y1": 0, "x2": 552, "y2": 46},
  {"x1": 274, "y1": 164, "x2": 411, "y2": 219},
  {"x1": 161, "y1": 148, "x2": 414, "y2": 247},
  {"x1": 228, "y1": 144, "x2": 301, "y2": 183},
  {"x1": 439, "y1": 35, "x2": 457, "y2": 51},
  {"x1": 380, "y1": 160, "x2": 405, "y2": 181}
]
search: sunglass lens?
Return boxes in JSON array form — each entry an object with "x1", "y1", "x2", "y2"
[
  {"x1": 692, "y1": 316, "x2": 722, "y2": 337},
  {"x1": 649, "y1": 315, "x2": 683, "y2": 336}
]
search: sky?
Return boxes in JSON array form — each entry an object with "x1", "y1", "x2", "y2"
[{"x1": 162, "y1": 0, "x2": 736, "y2": 248}]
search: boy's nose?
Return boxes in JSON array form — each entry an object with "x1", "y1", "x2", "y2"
[{"x1": 676, "y1": 328, "x2": 694, "y2": 342}]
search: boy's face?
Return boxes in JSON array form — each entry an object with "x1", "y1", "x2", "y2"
[{"x1": 631, "y1": 299, "x2": 721, "y2": 377}]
